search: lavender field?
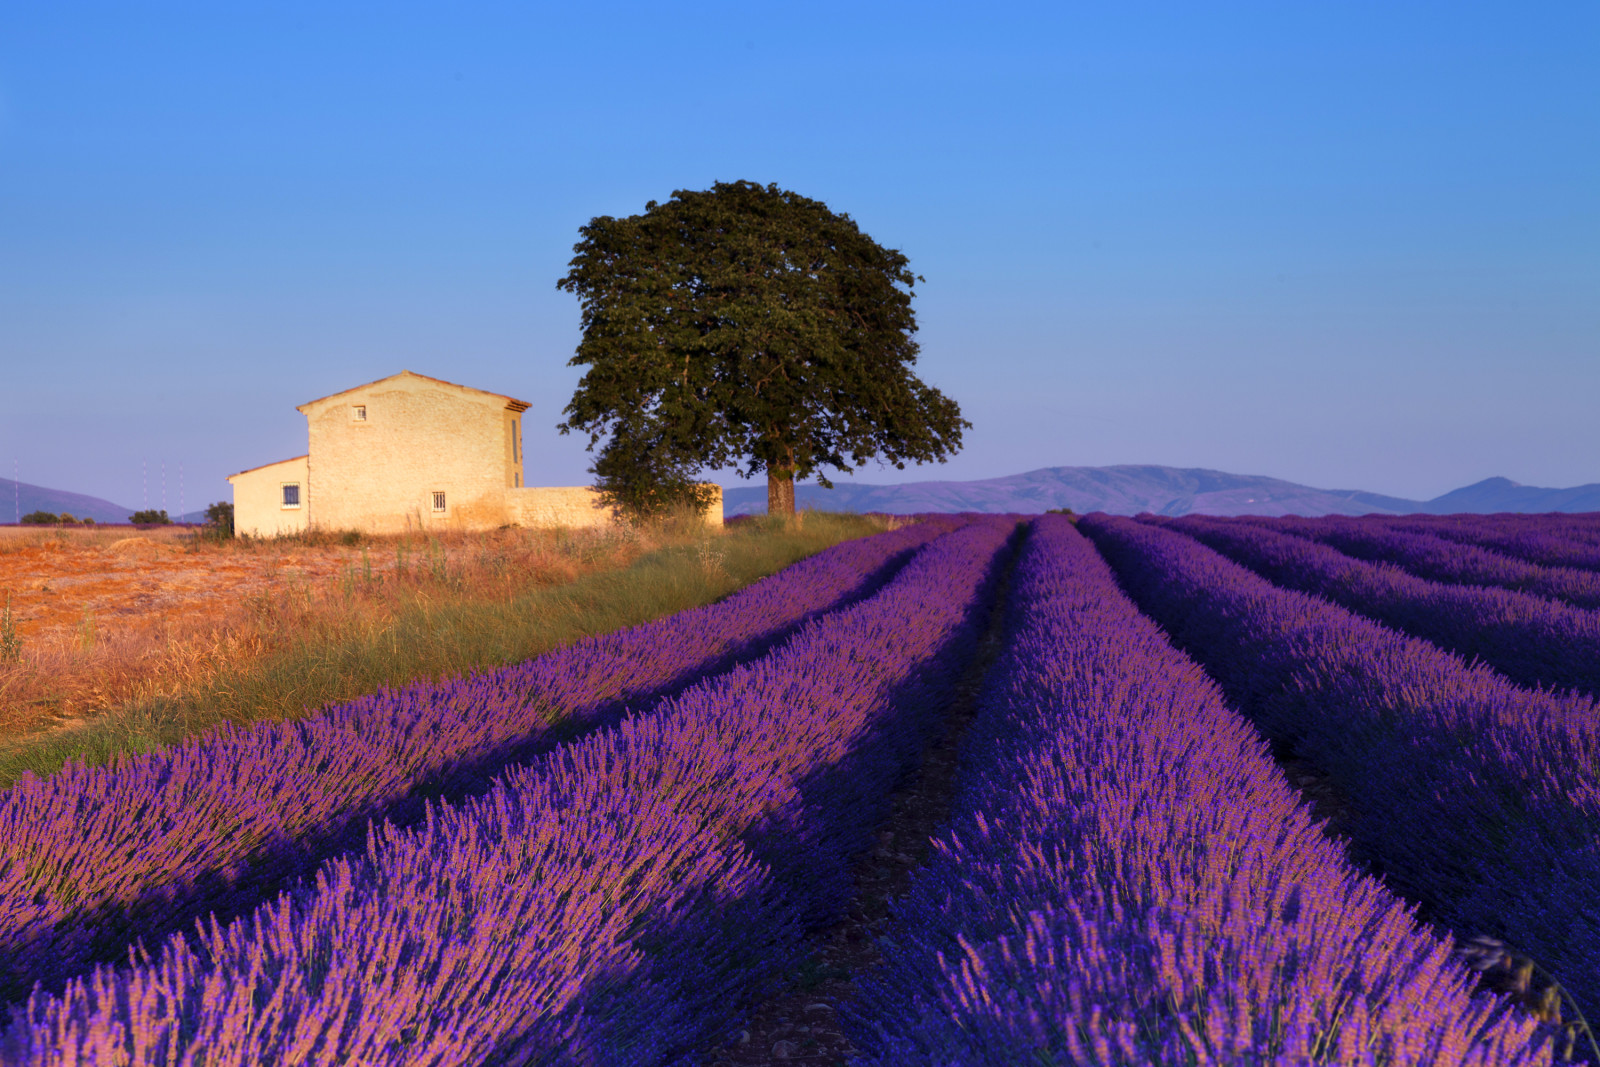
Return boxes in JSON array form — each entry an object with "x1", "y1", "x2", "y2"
[{"x1": 1, "y1": 511, "x2": 1597, "y2": 1065}]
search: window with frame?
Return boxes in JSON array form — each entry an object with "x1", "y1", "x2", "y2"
[
  {"x1": 281, "y1": 483, "x2": 301, "y2": 508},
  {"x1": 431, "y1": 491, "x2": 446, "y2": 513},
  {"x1": 352, "y1": 405, "x2": 367, "y2": 421}
]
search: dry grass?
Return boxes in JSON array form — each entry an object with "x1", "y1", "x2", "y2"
[
  {"x1": 0, "y1": 523, "x2": 654, "y2": 736},
  {"x1": 0, "y1": 511, "x2": 891, "y2": 784}
]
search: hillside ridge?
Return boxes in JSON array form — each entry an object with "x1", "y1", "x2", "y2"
[{"x1": 721, "y1": 466, "x2": 1600, "y2": 517}]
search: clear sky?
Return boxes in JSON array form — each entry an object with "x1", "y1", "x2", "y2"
[{"x1": 2, "y1": 1, "x2": 1595, "y2": 512}]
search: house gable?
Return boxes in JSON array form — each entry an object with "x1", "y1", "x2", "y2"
[{"x1": 299, "y1": 372, "x2": 524, "y2": 533}]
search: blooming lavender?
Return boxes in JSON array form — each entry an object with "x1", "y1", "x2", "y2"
[
  {"x1": 1161, "y1": 513, "x2": 1600, "y2": 699},
  {"x1": 0, "y1": 518, "x2": 1017, "y2": 1064},
  {"x1": 1394, "y1": 515, "x2": 1600, "y2": 574},
  {"x1": 842, "y1": 514, "x2": 1553, "y2": 1066},
  {"x1": 1081, "y1": 512, "x2": 1600, "y2": 1035},
  {"x1": 1240, "y1": 515, "x2": 1600, "y2": 611},
  {"x1": 0, "y1": 518, "x2": 956, "y2": 1002}
]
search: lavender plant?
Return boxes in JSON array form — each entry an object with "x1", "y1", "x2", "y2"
[
  {"x1": 1162, "y1": 514, "x2": 1600, "y2": 699},
  {"x1": 844, "y1": 514, "x2": 1554, "y2": 1065},
  {"x1": 0, "y1": 518, "x2": 958, "y2": 1003},
  {"x1": 1243, "y1": 515, "x2": 1600, "y2": 611},
  {"x1": 1081, "y1": 512, "x2": 1600, "y2": 1040},
  {"x1": 0, "y1": 519, "x2": 1017, "y2": 1064},
  {"x1": 1397, "y1": 516, "x2": 1600, "y2": 574}
]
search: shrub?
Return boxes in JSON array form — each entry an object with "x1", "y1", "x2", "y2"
[
  {"x1": 129, "y1": 509, "x2": 171, "y2": 526},
  {"x1": 20, "y1": 511, "x2": 59, "y2": 526},
  {"x1": 203, "y1": 502, "x2": 234, "y2": 539}
]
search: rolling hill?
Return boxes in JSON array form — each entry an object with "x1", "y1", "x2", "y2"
[
  {"x1": 0, "y1": 479, "x2": 139, "y2": 524},
  {"x1": 721, "y1": 466, "x2": 1600, "y2": 518}
]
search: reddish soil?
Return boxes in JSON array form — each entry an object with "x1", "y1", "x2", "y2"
[
  {"x1": 0, "y1": 527, "x2": 367, "y2": 644},
  {"x1": 0, "y1": 526, "x2": 386, "y2": 735}
]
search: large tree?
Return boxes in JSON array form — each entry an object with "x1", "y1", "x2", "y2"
[{"x1": 556, "y1": 180, "x2": 969, "y2": 517}]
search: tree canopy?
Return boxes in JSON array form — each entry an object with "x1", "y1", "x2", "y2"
[{"x1": 556, "y1": 180, "x2": 969, "y2": 518}]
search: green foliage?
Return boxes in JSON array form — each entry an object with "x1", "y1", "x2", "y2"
[
  {"x1": 129, "y1": 509, "x2": 171, "y2": 526},
  {"x1": 20, "y1": 511, "x2": 60, "y2": 526},
  {"x1": 589, "y1": 434, "x2": 719, "y2": 522},
  {"x1": 557, "y1": 180, "x2": 969, "y2": 516},
  {"x1": 204, "y1": 501, "x2": 234, "y2": 537}
]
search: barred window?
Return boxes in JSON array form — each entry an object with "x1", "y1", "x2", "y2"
[
  {"x1": 352, "y1": 405, "x2": 367, "y2": 421},
  {"x1": 281, "y1": 483, "x2": 301, "y2": 508},
  {"x1": 431, "y1": 491, "x2": 446, "y2": 513}
]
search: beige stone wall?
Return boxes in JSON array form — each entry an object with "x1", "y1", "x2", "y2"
[
  {"x1": 227, "y1": 456, "x2": 310, "y2": 538},
  {"x1": 230, "y1": 372, "x2": 723, "y2": 537},
  {"x1": 697, "y1": 484, "x2": 725, "y2": 528},
  {"x1": 505, "y1": 487, "x2": 614, "y2": 529},
  {"x1": 505, "y1": 485, "x2": 725, "y2": 529},
  {"x1": 300, "y1": 373, "x2": 522, "y2": 535}
]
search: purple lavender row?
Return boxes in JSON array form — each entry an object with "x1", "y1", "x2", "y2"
[
  {"x1": 1393, "y1": 515, "x2": 1600, "y2": 573},
  {"x1": 0, "y1": 519, "x2": 1017, "y2": 1065},
  {"x1": 845, "y1": 515, "x2": 1550, "y2": 1065},
  {"x1": 1240, "y1": 514, "x2": 1600, "y2": 611},
  {"x1": 0, "y1": 518, "x2": 958, "y2": 1003},
  {"x1": 1398, "y1": 513, "x2": 1600, "y2": 541},
  {"x1": 1160, "y1": 514, "x2": 1600, "y2": 699},
  {"x1": 1080, "y1": 512, "x2": 1600, "y2": 1027}
]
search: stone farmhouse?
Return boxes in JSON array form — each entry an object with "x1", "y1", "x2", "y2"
[{"x1": 227, "y1": 371, "x2": 722, "y2": 537}]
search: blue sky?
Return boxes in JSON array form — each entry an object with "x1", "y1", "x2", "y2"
[{"x1": 2, "y1": 1, "x2": 1595, "y2": 512}]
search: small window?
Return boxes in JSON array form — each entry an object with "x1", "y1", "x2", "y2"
[
  {"x1": 352, "y1": 405, "x2": 367, "y2": 422},
  {"x1": 281, "y1": 483, "x2": 301, "y2": 509},
  {"x1": 512, "y1": 420, "x2": 519, "y2": 462},
  {"x1": 431, "y1": 491, "x2": 446, "y2": 513},
  {"x1": 515, "y1": 472, "x2": 521, "y2": 487}
]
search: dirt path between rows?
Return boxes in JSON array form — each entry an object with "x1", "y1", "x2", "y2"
[{"x1": 696, "y1": 536, "x2": 1018, "y2": 1066}]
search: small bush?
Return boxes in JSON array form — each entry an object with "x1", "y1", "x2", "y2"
[
  {"x1": 200, "y1": 502, "x2": 234, "y2": 542},
  {"x1": 130, "y1": 509, "x2": 172, "y2": 526},
  {"x1": 20, "y1": 511, "x2": 59, "y2": 526}
]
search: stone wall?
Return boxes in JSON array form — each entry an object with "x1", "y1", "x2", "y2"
[
  {"x1": 505, "y1": 487, "x2": 614, "y2": 529},
  {"x1": 505, "y1": 485, "x2": 725, "y2": 529},
  {"x1": 228, "y1": 371, "x2": 725, "y2": 537},
  {"x1": 299, "y1": 372, "x2": 524, "y2": 534},
  {"x1": 227, "y1": 455, "x2": 310, "y2": 538}
]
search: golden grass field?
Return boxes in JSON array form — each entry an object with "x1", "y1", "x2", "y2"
[
  {"x1": 0, "y1": 512, "x2": 888, "y2": 785},
  {"x1": 0, "y1": 523, "x2": 639, "y2": 737}
]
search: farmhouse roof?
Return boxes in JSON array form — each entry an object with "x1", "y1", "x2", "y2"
[
  {"x1": 226, "y1": 455, "x2": 310, "y2": 480},
  {"x1": 295, "y1": 370, "x2": 532, "y2": 414}
]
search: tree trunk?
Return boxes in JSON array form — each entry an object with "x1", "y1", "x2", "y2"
[{"x1": 767, "y1": 468, "x2": 796, "y2": 517}]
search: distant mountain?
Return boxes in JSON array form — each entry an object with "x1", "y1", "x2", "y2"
[
  {"x1": 11, "y1": 468, "x2": 1595, "y2": 526},
  {"x1": 1423, "y1": 476, "x2": 1600, "y2": 514},
  {"x1": 0, "y1": 479, "x2": 138, "y2": 524},
  {"x1": 721, "y1": 466, "x2": 1600, "y2": 518}
]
